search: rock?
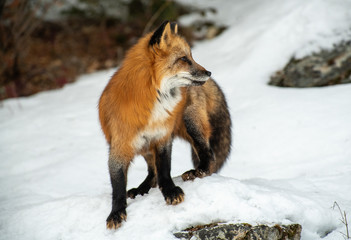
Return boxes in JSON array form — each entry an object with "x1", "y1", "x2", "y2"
[
  {"x1": 174, "y1": 223, "x2": 302, "y2": 240},
  {"x1": 269, "y1": 41, "x2": 351, "y2": 87}
]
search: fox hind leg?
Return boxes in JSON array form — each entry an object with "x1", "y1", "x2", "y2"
[
  {"x1": 127, "y1": 153, "x2": 157, "y2": 199},
  {"x1": 181, "y1": 109, "x2": 215, "y2": 181},
  {"x1": 191, "y1": 148, "x2": 200, "y2": 169}
]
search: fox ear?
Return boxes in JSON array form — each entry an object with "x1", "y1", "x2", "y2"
[
  {"x1": 170, "y1": 22, "x2": 178, "y2": 34},
  {"x1": 149, "y1": 21, "x2": 174, "y2": 49}
]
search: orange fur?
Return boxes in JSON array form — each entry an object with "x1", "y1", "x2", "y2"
[{"x1": 99, "y1": 22, "x2": 208, "y2": 160}]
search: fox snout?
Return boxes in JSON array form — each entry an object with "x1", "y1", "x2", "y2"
[
  {"x1": 189, "y1": 67, "x2": 211, "y2": 86},
  {"x1": 192, "y1": 70, "x2": 211, "y2": 78}
]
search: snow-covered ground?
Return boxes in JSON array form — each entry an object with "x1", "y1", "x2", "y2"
[{"x1": 1, "y1": 0, "x2": 351, "y2": 239}]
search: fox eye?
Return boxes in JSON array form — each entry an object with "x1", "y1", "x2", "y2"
[{"x1": 179, "y1": 56, "x2": 192, "y2": 65}]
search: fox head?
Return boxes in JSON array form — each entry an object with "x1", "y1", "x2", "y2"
[{"x1": 149, "y1": 21, "x2": 211, "y2": 89}]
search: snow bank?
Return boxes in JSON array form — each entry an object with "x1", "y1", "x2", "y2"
[{"x1": 1, "y1": 0, "x2": 351, "y2": 239}]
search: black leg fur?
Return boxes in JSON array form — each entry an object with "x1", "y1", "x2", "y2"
[
  {"x1": 106, "y1": 154, "x2": 128, "y2": 229},
  {"x1": 191, "y1": 148, "x2": 200, "y2": 169},
  {"x1": 128, "y1": 154, "x2": 157, "y2": 199},
  {"x1": 156, "y1": 140, "x2": 184, "y2": 205}
]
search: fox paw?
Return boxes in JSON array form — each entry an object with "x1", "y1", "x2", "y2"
[
  {"x1": 181, "y1": 169, "x2": 209, "y2": 181},
  {"x1": 162, "y1": 186, "x2": 184, "y2": 205},
  {"x1": 127, "y1": 187, "x2": 150, "y2": 199},
  {"x1": 127, "y1": 188, "x2": 140, "y2": 199},
  {"x1": 106, "y1": 209, "x2": 127, "y2": 230}
]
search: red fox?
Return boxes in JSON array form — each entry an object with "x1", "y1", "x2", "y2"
[{"x1": 99, "y1": 21, "x2": 231, "y2": 229}]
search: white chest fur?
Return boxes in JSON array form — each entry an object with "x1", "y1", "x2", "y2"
[{"x1": 132, "y1": 76, "x2": 183, "y2": 152}]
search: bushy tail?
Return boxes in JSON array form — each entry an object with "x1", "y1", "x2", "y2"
[
  {"x1": 211, "y1": 88, "x2": 231, "y2": 172},
  {"x1": 206, "y1": 81, "x2": 232, "y2": 172},
  {"x1": 189, "y1": 79, "x2": 232, "y2": 173}
]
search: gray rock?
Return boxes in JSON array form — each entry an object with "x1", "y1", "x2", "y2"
[
  {"x1": 269, "y1": 41, "x2": 351, "y2": 87},
  {"x1": 174, "y1": 223, "x2": 302, "y2": 240}
]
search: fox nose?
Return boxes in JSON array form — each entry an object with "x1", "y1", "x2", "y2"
[{"x1": 205, "y1": 71, "x2": 211, "y2": 77}]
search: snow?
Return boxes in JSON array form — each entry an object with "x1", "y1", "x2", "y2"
[{"x1": 1, "y1": 0, "x2": 351, "y2": 239}]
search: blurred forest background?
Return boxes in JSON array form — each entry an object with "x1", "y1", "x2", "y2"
[{"x1": 0, "y1": 0, "x2": 225, "y2": 100}]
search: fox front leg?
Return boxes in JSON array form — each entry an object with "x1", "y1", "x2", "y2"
[
  {"x1": 106, "y1": 153, "x2": 129, "y2": 229},
  {"x1": 156, "y1": 140, "x2": 184, "y2": 205}
]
